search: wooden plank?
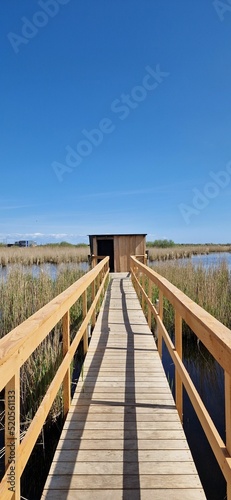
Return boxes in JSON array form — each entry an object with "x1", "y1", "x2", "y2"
[
  {"x1": 48, "y1": 461, "x2": 199, "y2": 475},
  {"x1": 42, "y1": 490, "x2": 206, "y2": 500},
  {"x1": 44, "y1": 474, "x2": 202, "y2": 489},
  {"x1": 63, "y1": 421, "x2": 183, "y2": 431},
  {"x1": 65, "y1": 412, "x2": 180, "y2": 422},
  {"x1": 51, "y1": 448, "x2": 193, "y2": 463},
  {"x1": 56, "y1": 438, "x2": 189, "y2": 451}
]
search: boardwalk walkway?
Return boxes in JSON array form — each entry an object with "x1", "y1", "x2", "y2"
[{"x1": 42, "y1": 273, "x2": 205, "y2": 499}]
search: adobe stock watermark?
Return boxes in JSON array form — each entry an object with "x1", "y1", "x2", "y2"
[
  {"x1": 178, "y1": 160, "x2": 231, "y2": 224},
  {"x1": 213, "y1": 0, "x2": 231, "y2": 21},
  {"x1": 52, "y1": 64, "x2": 170, "y2": 182},
  {"x1": 7, "y1": 0, "x2": 71, "y2": 54}
]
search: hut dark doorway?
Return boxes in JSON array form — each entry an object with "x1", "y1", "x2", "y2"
[{"x1": 97, "y1": 239, "x2": 114, "y2": 271}]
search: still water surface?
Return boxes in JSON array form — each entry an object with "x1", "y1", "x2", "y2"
[{"x1": 0, "y1": 261, "x2": 89, "y2": 280}]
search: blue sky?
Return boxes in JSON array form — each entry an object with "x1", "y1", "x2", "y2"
[{"x1": 1, "y1": 0, "x2": 231, "y2": 244}]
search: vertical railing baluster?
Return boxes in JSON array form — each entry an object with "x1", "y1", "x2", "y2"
[
  {"x1": 148, "y1": 279, "x2": 152, "y2": 329},
  {"x1": 5, "y1": 371, "x2": 20, "y2": 499},
  {"x1": 91, "y1": 279, "x2": 96, "y2": 328},
  {"x1": 175, "y1": 310, "x2": 183, "y2": 422},
  {"x1": 225, "y1": 371, "x2": 231, "y2": 500},
  {"x1": 157, "y1": 290, "x2": 163, "y2": 358},
  {"x1": 142, "y1": 273, "x2": 145, "y2": 311},
  {"x1": 62, "y1": 311, "x2": 70, "y2": 418},
  {"x1": 83, "y1": 290, "x2": 88, "y2": 354}
]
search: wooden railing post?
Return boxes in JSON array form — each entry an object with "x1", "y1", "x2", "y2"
[
  {"x1": 91, "y1": 279, "x2": 96, "y2": 328},
  {"x1": 62, "y1": 311, "x2": 70, "y2": 418},
  {"x1": 5, "y1": 371, "x2": 20, "y2": 499},
  {"x1": 148, "y1": 279, "x2": 152, "y2": 329},
  {"x1": 157, "y1": 290, "x2": 163, "y2": 358},
  {"x1": 141, "y1": 273, "x2": 145, "y2": 311},
  {"x1": 83, "y1": 290, "x2": 88, "y2": 354},
  {"x1": 225, "y1": 371, "x2": 231, "y2": 500},
  {"x1": 175, "y1": 310, "x2": 183, "y2": 422}
]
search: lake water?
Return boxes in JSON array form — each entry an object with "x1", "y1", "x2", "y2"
[
  {"x1": 0, "y1": 260, "x2": 89, "y2": 281},
  {"x1": 149, "y1": 251, "x2": 231, "y2": 270},
  {"x1": 184, "y1": 251, "x2": 231, "y2": 269}
]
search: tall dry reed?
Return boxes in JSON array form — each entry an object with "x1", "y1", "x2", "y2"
[
  {"x1": 0, "y1": 265, "x2": 85, "y2": 423},
  {"x1": 148, "y1": 244, "x2": 231, "y2": 262},
  {"x1": 149, "y1": 260, "x2": 231, "y2": 331},
  {"x1": 0, "y1": 245, "x2": 89, "y2": 266}
]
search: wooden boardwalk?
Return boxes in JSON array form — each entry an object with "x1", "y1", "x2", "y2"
[{"x1": 42, "y1": 273, "x2": 206, "y2": 500}]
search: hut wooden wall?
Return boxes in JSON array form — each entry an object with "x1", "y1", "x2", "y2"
[{"x1": 114, "y1": 235, "x2": 145, "y2": 272}]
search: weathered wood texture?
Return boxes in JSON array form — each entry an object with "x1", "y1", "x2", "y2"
[{"x1": 42, "y1": 274, "x2": 205, "y2": 499}]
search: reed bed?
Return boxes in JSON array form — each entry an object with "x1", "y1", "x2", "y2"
[
  {"x1": 0, "y1": 245, "x2": 89, "y2": 266},
  {"x1": 149, "y1": 260, "x2": 231, "y2": 332},
  {"x1": 0, "y1": 265, "x2": 85, "y2": 423},
  {"x1": 147, "y1": 244, "x2": 231, "y2": 262}
]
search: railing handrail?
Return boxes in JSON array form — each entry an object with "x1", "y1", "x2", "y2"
[
  {"x1": 130, "y1": 255, "x2": 231, "y2": 499},
  {"x1": 130, "y1": 256, "x2": 231, "y2": 376},
  {"x1": 0, "y1": 257, "x2": 109, "y2": 499},
  {"x1": 0, "y1": 257, "x2": 109, "y2": 390}
]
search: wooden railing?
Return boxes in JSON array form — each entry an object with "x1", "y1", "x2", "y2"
[
  {"x1": 0, "y1": 257, "x2": 109, "y2": 499},
  {"x1": 130, "y1": 255, "x2": 231, "y2": 500},
  {"x1": 134, "y1": 254, "x2": 148, "y2": 265},
  {"x1": 91, "y1": 255, "x2": 107, "y2": 268}
]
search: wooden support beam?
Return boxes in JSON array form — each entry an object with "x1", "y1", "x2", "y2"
[
  {"x1": 91, "y1": 280, "x2": 96, "y2": 327},
  {"x1": 175, "y1": 311, "x2": 183, "y2": 422},
  {"x1": 62, "y1": 311, "x2": 70, "y2": 418},
  {"x1": 141, "y1": 273, "x2": 145, "y2": 311},
  {"x1": 157, "y1": 291, "x2": 163, "y2": 358},
  {"x1": 82, "y1": 290, "x2": 88, "y2": 355},
  {"x1": 148, "y1": 279, "x2": 152, "y2": 329}
]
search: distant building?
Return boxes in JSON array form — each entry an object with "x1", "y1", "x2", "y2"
[{"x1": 14, "y1": 240, "x2": 37, "y2": 247}]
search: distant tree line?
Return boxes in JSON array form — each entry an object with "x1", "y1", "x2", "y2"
[
  {"x1": 146, "y1": 239, "x2": 175, "y2": 248},
  {"x1": 44, "y1": 242, "x2": 89, "y2": 247}
]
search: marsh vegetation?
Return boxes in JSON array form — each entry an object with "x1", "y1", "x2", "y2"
[
  {"x1": 147, "y1": 243, "x2": 231, "y2": 262},
  {"x1": 149, "y1": 259, "x2": 231, "y2": 330},
  {"x1": 0, "y1": 244, "x2": 89, "y2": 266}
]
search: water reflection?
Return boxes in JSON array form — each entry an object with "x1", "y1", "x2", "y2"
[{"x1": 190, "y1": 251, "x2": 231, "y2": 269}]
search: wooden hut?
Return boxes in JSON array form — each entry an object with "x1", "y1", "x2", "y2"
[{"x1": 89, "y1": 234, "x2": 147, "y2": 272}]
